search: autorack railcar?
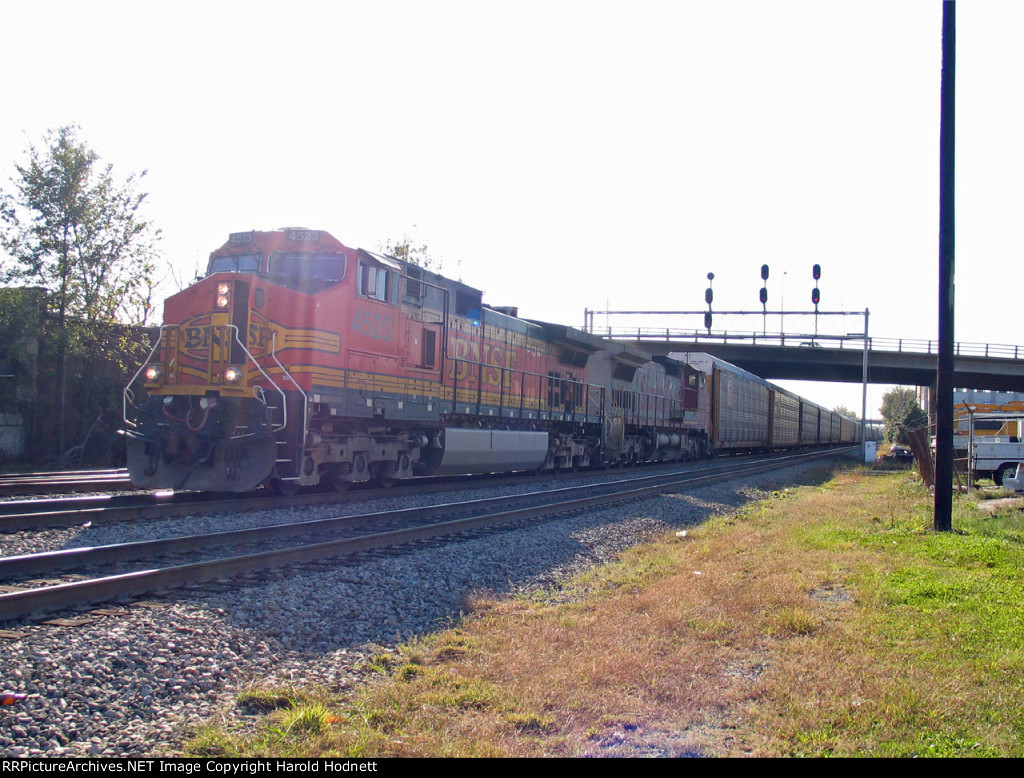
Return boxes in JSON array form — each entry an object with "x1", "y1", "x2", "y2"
[{"x1": 668, "y1": 352, "x2": 861, "y2": 452}]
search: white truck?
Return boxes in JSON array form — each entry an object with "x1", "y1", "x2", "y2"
[
  {"x1": 1001, "y1": 463, "x2": 1024, "y2": 492},
  {"x1": 971, "y1": 437, "x2": 1024, "y2": 486}
]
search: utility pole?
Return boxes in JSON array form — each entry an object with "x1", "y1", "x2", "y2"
[{"x1": 935, "y1": 0, "x2": 955, "y2": 532}]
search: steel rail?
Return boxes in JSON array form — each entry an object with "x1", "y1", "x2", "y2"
[
  {"x1": 0, "y1": 468, "x2": 127, "y2": 479},
  {"x1": 0, "y1": 472, "x2": 132, "y2": 497},
  {"x1": 0, "y1": 453, "x2": 805, "y2": 532},
  {"x1": 0, "y1": 448, "x2": 841, "y2": 580},
  {"x1": 0, "y1": 447, "x2": 848, "y2": 533}
]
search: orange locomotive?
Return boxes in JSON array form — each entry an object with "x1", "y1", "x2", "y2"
[{"x1": 123, "y1": 228, "x2": 709, "y2": 492}]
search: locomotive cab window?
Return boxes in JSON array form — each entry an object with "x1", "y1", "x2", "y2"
[
  {"x1": 359, "y1": 262, "x2": 393, "y2": 304},
  {"x1": 207, "y1": 253, "x2": 262, "y2": 275}
]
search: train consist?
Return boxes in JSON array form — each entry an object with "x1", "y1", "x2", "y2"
[{"x1": 123, "y1": 228, "x2": 860, "y2": 492}]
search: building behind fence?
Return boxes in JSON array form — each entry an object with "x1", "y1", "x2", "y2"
[{"x1": 0, "y1": 287, "x2": 155, "y2": 468}]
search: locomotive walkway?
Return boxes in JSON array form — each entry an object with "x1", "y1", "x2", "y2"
[{"x1": 596, "y1": 329, "x2": 1024, "y2": 391}]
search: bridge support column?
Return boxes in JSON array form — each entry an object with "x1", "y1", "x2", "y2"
[{"x1": 920, "y1": 384, "x2": 935, "y2": 428}]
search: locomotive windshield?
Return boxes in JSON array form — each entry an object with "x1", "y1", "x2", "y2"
[
  {"x1": 267, "y1": 251, "x2": 347, "y2": 293},
  {"x1": 207, "y1": 253, "x2": 262, "y2": 274},
  {"x1": 270, "y1": 252, "x2": 347, "y2": 280}
]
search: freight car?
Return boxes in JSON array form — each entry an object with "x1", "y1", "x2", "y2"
[
  {"x1": 668, "y1": 353, "x2": 862, "y2": 452},
  {"x1": 122, "y1": 228, "x2": 856, "y2": 493}
]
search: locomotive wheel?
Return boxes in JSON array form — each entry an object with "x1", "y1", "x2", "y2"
[
  {"x1": 331, "y1": 471, "x2": 352, "y2": 492},
  {"x1": 370, "y1": 463, "x2": 396, "y2": 488},
  {"x1": 270, "y1": 478, "x2": 300, "y2": 496}
]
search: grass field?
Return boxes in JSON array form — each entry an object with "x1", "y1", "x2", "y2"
[{"x1": 189, "y1": 464, "x2": 1024, "y2": 757}]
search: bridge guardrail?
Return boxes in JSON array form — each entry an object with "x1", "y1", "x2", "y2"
[{"x1": 586, "y1": 328, "x2": 1024, "y2": 360}]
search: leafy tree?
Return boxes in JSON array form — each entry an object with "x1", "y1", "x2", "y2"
[
  {"x1": 880, "y1": 386, "x2": 928, "y2": 444},
  {"x1": 0, "y1": 126, "x2": 161, "y2": 458},
  {"x1": 0, "y1": 126, "x2": 160, "y2": 327},
  {"x1": 833, "y1": 404, "x2": 857, "y2": 419},
  {"x1": 381, "y1": 236, "x2": 444, "y2": 273}
]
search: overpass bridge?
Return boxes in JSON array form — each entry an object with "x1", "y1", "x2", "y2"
[{"x1": 589, "y1": 329, "x2": 1024, "y2": 392}]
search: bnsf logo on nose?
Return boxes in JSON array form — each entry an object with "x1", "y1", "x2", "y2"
[
  {"x1": 184, "y1": 327, "x2": 210, "y2": 349},
  {"x1": 248, "y1": 323, "x2": 273, "y2": 350}
]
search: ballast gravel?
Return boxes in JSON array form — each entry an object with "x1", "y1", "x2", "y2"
[{"x1": 0, "y1": 459, "x2": 841, "y2": 757}]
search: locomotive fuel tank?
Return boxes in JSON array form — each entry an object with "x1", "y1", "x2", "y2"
[{"x1": 426, "y1": 428, "x2": 550, "y2": 475}]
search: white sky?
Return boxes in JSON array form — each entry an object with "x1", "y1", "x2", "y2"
[{"x1": 1, "y1": 0, "x2": 1019, "y2": 417}]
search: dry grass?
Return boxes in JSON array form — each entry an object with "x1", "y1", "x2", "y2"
[{"x1": 190, "y1": 466, "x2": 1024, "y2": 757}]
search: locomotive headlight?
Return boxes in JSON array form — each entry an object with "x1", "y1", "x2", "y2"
[
  {"x1": 216, "y1": 282, "x2": 231, "y2": 308},
  {"x1": 224, "y1": 366, "x2": 242, "y2": 383},
  {"x1": 144, "y1": 364, "x2": 163, "y2": 382}
]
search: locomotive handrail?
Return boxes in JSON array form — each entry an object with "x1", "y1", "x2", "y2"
[
  {"x1": 265, "y1": 330, "x2": 309, "y2": 472},
  {"x1": 122, "y1": 324, "x2": 294, "y2": 440},
  {"x1": 398, "y1": 272, "x2": 450, "y2": 384},
  {"x1": 450, "y1": 357, "x2": 598, "y2": 418},
  {"x1": 244, "y1": 326, "x2": 307, "y2": 442},
  {"x1": 446, "y1": 357, "x2": 700, "y2": 429},
  {"x1": 215, "y1": 324, "x2": 296, "y2": 441},
  {"x1": 122, "y1": 327, "x2": 167, "y2": 428}
]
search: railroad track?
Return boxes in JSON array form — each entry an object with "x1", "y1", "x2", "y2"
[
  {"x1": 0, "y1": 470, "x2": 566, "y2": 533},
  {"x1": 0, "y1": 468, "x2": 132, "y2": 497},
  {"x1": 0, "y1": 490, "x2": 247, "y2": 533},
  {"x1": 0, "y1": 457, "x2": 776, "y2": 534},
  {"x1": 0, "y1": 447, "x2": 854, "y2": 624}
]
